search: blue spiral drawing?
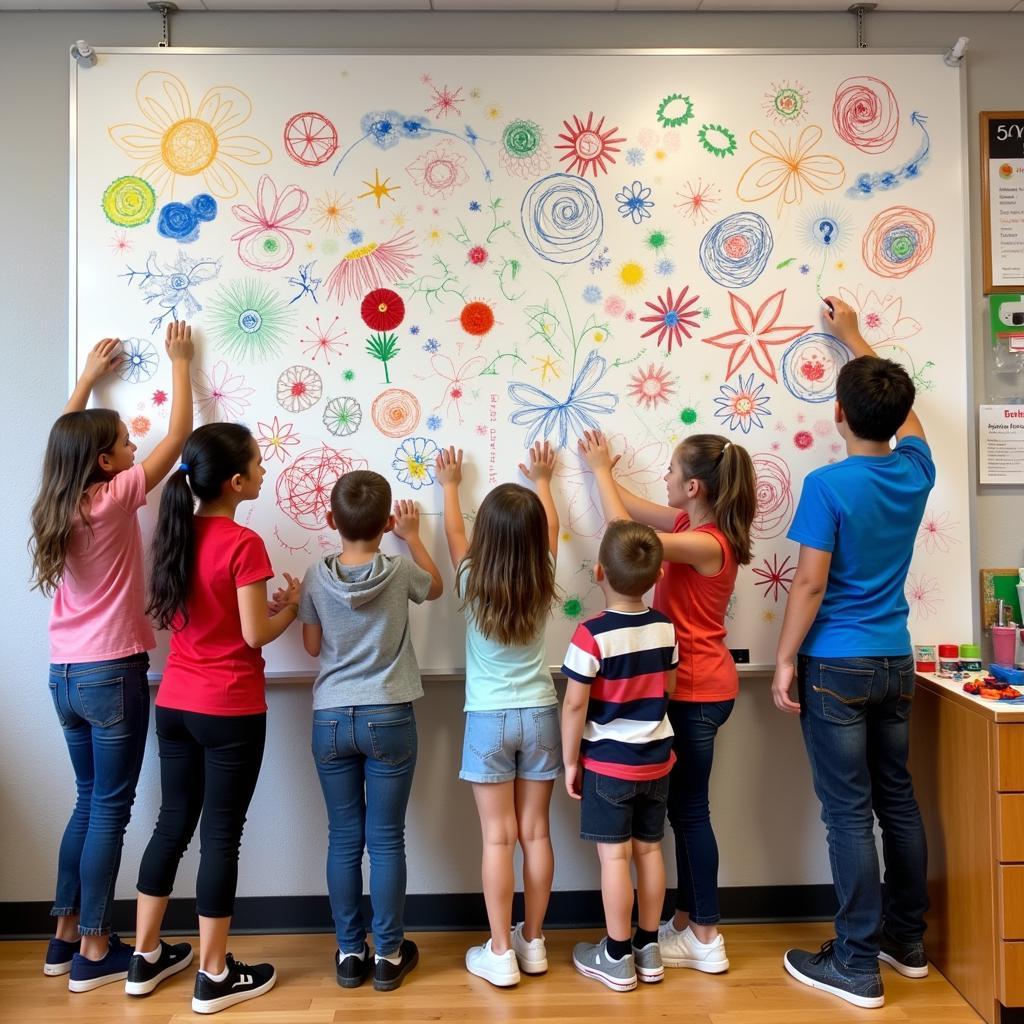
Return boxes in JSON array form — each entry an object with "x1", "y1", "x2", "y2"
[
  {"x1": 520, "y1": 173, "x2": 604, "y2": 265},
  {"x1": 699, "y1": 211, "x2": 774, "y2": 289},
  {"x1": 780, "y1": 333, "x2": 851, "y2": 403}
]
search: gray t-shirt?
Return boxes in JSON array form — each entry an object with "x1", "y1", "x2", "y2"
[{"x1": 298, "y1": 551, "x2": 432, "y2": 709}]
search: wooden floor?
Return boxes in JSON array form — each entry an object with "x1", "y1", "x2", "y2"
[{"x1": 0, "y1": 923, "x2": 983, "y2": 1023}]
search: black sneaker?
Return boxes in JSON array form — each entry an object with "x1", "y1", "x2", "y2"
[
  {"x1": 43, "y1": 937, "x2": 80, "y2": 976},
  {"x1": 336, "y1": 943, "x2": 373, "y2": 989},
  {"x1": 878, "y1": 930, "x2": 929, "y2": 978},
  {"x1": 784, "y1": 940, "x2": 884, "y2": 1009},
  {"x1": 373, "y1": 938, "x2": 419, "y2": 992},
  {"x1": 125, "y1": 940, "x2": 194, "y2": 996},
  {"x1": 191, "y1": 953, "x2": 276, "y2": 1014}
]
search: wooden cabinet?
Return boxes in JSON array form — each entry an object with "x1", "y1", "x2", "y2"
[{"x1": 911, "y1": 675, "x2": 1024, "y2": 1024}]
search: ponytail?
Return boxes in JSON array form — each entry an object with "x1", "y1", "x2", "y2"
[
  {"x1": 676, "y1": 435, "x2": 757, "y2": 566},
  {"x1": 147, "y1": 422, "x2": 254, "y2": 630}
]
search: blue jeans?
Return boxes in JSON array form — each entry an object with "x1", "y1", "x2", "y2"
[
  {"x1": 48, "y1": 655, "x2": 151, "y2": 935},
  {"x1": 666, "y1": 699, "x2": 734, "y2": 925},
  {"x1": 798, "y1": 654, "x2": 928, "y2": 972},
  {"x1": 312, "y1": 704, "x2": 417, "y2": 956}
]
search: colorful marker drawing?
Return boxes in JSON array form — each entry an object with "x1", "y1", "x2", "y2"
[
  {"x1": 392, "y1": 436, "x2": 440, "y2": 490},
  {"x1": 713, "y1": 373, "x2": 771, "y2": 433},
  {"x1": 109, "y1": 71, "x2": 272, "y2": 199},
  {"x1": 639, "y1": 286, "x2": 701, "y2": 353},
  {"x1": 500, "y1": 118, "x2": 551, "y2": 179},
  {"x1": 399, "y1": 256, "x2": 467, "y2": 312},
  {"x1": 764, "y1": 81, "x2": 810, "y2": 126},
  {"x1": 779, "y1": 333, "x2": 851, "y2": 404},
  {"x1": 102, "y1": 176, "x2": 156, "y2": 228},
  {"x1": 697, "y1": 123, "x2": 737, "y2": 158},
  {"x1": 300, "y1": 315, "x2": 347, "y2": 364},
  {"x1": 406, "y1": 143, "x2": 469, "y2": 199},
  {"x1": 555, "y1": 111, "x2": 626, "y2": 177},
  {"x1": 157, "y1": 193, "x2": 217, "y2": 243},
  {"x1": 121, "y1": 251, "x2": 222, "y2": 332},
  {"x1": 917, "y1": 509, "x2": 960, "y2": 555},
  {"x1": 277, "y1": 445, "x2": 368, "y2": 530},
  {"x1": 675, "y1": 179, "x2": 721, "y2": 225},
  {"x1": 906, "y1": 572, "x2": 943, "y2": 621},
  {"x1": 736, "y1": 126, "x2": 845, "y2": 216},
  {"x1": 751, "y1": 452, "x2": 794, "y2": 540},
  {"x1": 752, "y1": 553, "x2": 796, "y2": 600},
  {"x1": 656, "y1": 94, "x2": 694, "y2": 129},
  {"x1": 848, "y1": 112, "x2": 930, "y2": 198},
  {"x1": 616, "y1": 180, "x2": 654, "y2": 225},
  {"x1": 323, "y1": 396, "x2": 363, "y2": 437},
  {"x1": 116, "y1": 338, "x2": 159, "y2": 384},
  {"x1": 832, "y1": 76, "x2": 900, "y2": 154},
  {"x1": 325, "y1": 231, "x2": 419, "y2": 304},
  {"x1": 862, "y1": 206, "x2": 936, "y2": 279},
  {"x1": 255, "y1": 416, "x2": 300, "y2": 462},
  {"x1": 372, "y1": 388, "x2": 422, "y2": 438},
  {"x1": 276, "y1": 365, "x2": 323, "y2": 413},
  {"x1": 231, "y1": 175, "x2": 310, "y2": 271},
  {"x1": 703, "y1": 290, "x2": 811, "y2": 381},
  {"x1": 521, "y1": 174, "x2": 604, "y2": 265},
  {"x1": 283, "y1": 112, "x2": 338, "y2": 167},
  {"x1": 836, "y1": 286, "x2": 921, "y2": 345},
  {"x1": 699, "y1": 212, "x2": 774, "y2": 289},
  {"x1": 287, "y1": 262, "x2": 322, "y2": 305},
  {"x1": 193, "y1": 361, "x2": 255, "y2": 422},
  {"x1": 207, "y1": 278, "x2": 293, "y2": 363},
  {"x1": 425, "y1": 83, "x2": 466, "y2": 119},
  {"x1": 430, "y1": 355, "x2": 487, "y2": 424},
  {"x1": 628, "y1": 363, "x2": 677, "y2": 411}
]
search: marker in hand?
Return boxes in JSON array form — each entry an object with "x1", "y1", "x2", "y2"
[{"x1": 819, "y1": 295, "x2": 835, "y2": 316}]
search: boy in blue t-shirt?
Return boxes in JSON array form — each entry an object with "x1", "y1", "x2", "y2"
[{"x1": 773, "y1": 297, "x2": 935, "y2": 1010}]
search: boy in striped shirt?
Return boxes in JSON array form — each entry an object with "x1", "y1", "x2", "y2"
[{"x1": 561, "y1": 520, "x2": 678, "y2": 992}]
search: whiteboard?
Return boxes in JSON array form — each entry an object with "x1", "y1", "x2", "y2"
[{"x1": 71, "y1": 49, "x2": 972, "y2": 675}]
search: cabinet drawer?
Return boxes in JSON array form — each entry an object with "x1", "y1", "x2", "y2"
[
  {"x1": 1001, "y1": 941, "x2": 1024, "y2": 1006},
  {"x1": 1000, "y1": 795, "x2": 1024, "y2": 861},
  {"x1": 997, "y1": 725, "x2": 1024, "y2": 792},
  {"x1": 1001, "y1": 866, "x2": 1024, "y2": 939}
]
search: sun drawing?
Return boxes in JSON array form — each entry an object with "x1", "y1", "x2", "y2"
[
  {"x1": 109, "y1": 71, "x2": 272, "y2": 199},
  {"x1": 555, "y1": 111, "x2": 626, "y2": 177}
]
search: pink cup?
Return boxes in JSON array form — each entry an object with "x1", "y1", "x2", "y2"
[{"x1": 992, "y1": 625, "x2": 1017, "y2": 666}]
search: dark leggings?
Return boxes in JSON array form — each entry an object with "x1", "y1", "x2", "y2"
[
  {"x1": 137, "y1": 707, "x2": 266, "y2": 918},
  {"x1": 666, "y1": 699, "x2": 734, "y2": 926}
]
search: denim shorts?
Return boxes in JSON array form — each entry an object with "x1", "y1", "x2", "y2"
[
  {"x1": 580, "y1": 768, "x2": 670, "y2": 844},
  {"x1": 459, "y1": 706, "x2": 562, "y2": 784}
]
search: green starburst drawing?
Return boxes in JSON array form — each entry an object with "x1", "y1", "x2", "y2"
[
  {"x1": 697, "y1": 123, "x2": 738, "y2": 158},
  {"x1": 207, "y1": 278, "x2": 293, "y2": 362},
  {"x1": 644, "y1": 228, "x2": 669, "y2": 252},
  {"x1": 656, "y1": 93, "x2": 694, "y2": 129}
]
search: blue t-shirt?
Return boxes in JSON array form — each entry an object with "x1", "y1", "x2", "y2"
[{"x1": 787, "y1": 436, "x2": 935, "y2": 657}]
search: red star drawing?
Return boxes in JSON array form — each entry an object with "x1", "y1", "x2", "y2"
[
  {"x1": 426, "y1": 83, "x2": 465, "y2": 118},
  {"x1": 702, "y1": 289, "x2": 810, "y2": 381}
]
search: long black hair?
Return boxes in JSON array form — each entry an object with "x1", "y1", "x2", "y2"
[{"x1": 147, "y1": 422, "x2": 255, "y2": 630}]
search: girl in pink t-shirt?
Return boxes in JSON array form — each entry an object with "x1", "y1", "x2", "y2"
[{"x1": 29, "y1": 323, "x2": 194, "y2": 990}]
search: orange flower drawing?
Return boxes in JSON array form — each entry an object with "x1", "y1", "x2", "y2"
[{"x1": 736, "y1": 125, "x2": 845, "y2": 215}]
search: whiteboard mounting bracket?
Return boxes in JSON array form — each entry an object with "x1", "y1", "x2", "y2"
[
  {"x1": 148, "y1": 1, "x2": 178, "y2": 49},
  {"x1": 848, "y1": 3, "x2": 877, "y2": 49}
]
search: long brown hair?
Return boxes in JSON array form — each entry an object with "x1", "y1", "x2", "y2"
[
  {"x1": 29, "y1": 409, "x2": 122, "y2": 595},
  {"x1": 459, "y1": 483, "x2": 555, "y2": 646},
  {"x1": 676, "y1": 434, "x2": 757, "y2": 566}
]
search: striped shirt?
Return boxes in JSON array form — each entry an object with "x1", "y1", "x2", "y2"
[{"x1": 561, "y1": 608, "x2": 678, "y2": 781}]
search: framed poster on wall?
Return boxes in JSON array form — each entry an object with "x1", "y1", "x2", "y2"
[{"x1": 981, "y1": 111, "x2": 1024, "y2": 293}]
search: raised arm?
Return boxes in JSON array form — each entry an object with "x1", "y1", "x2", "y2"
[
  {"x1": 519, "y1": 440, "x2": 559, "y2": 558},
  {"x1": 64, "y1": 337, "x2": 123, "y2": 414},
  {"x1": 824, "y1": 296, "x2": 925, "y2": 443},
  {"x1": 393, "y1": 499, "x2": 444, "y2": 600},
  {"x1": 142, "y1": 321, "x2": 196, "y2": 492},
  {"x1": 434, "y1": 446, "x2": 469, "y2": 569}
]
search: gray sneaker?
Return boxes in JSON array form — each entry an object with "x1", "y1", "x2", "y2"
[
  {"x1": 572, "y1": 938, "x2": 637, "y2": 992},
  {"x1": 632, "y1": 941, "x2": 664, "y2": 984}
]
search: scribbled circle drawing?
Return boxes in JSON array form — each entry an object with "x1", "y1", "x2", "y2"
[
  {"x1": 520, "y1": 173, "x2": 604, "y2": 265},
  {"x1": 459, "y1": 300, "x2": 496, "y2": 337},
  {"x1": 656, "y1": 94, "x2": 694, "y2": 129},
  {"x1": 697, "y1": 123, "x2": 738, "y2": 158},
  {"x1": 699, "y1": 212, "x2": 774, "y2": 289},
  {"x1": 277, "y1": 445, "x2": 369, "y2": 530},
  {"x1": 117, "y1": 338, "x2": 159, "y2": 384},
  {"x1": 102, "y1": 176, "x2": 156, "y2": 228},
  {"x1": 764, "y1": 81, "x2": 810, "y2": 124},
  {"x1": 283, "y1": 112, "x2": 338, "y2": 167},
  {"x1": 192, "y1": 193, "x2": 217, "y2": 221},
  {"x1": 323, "y1": 396, "x2": 362, "y2": 437},
  {"x1": 158, "y1": 202, "x2": 199, "y2": 242},
  {"x1": 499, "y1": 119, "x2": 550, "y2": 179},
  {"x1": 371, "y1": 388, "x2": 421, "y2": 438},
  {"x1": 862, "y1": 206, "x2": 935, "y2": 279},
  {"x1": 276, "y1": 365, "x2": 323, "y2": 413},
  {"x1": 751, "y1": 452, "x2": 794, "y2": 540},
  {"x1": 832, "y1": 77, "x2": 899, "y2": 154},
  {"x1": 781, "y1": 333, "x2": 851, "y2": 404}
]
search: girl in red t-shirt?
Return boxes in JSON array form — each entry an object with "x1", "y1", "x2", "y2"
[
  {"x1": 129, "y1": 423, "x2": 300, "y2": 1014},
  {"x1": 578, "y1": 430, "x2": 755, "y2": 977}
]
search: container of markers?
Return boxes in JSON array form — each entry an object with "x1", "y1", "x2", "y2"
[
  {"x1": 959, "y1": 643, "x2": 983, "y2": 673},
  {"x1": 937, "y1": 644, "x2": 960, "y2": 678}
]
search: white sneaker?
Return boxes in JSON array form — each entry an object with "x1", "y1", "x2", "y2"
[
  {"x1": 511, "y1": 922, "x2": 548, "y2": 975},
  {"x1": 466, "y1": 939, "x2": 521, "y2": 987},
  {"x1": 657, "y1": 921, "x2": 729, "y2": 973}
]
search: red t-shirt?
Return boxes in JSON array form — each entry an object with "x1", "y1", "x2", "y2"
[
  {"x1": 156, "y1": 516, "x2": 274, "y2": 717},
  {"x1": 653, "y1": 511, "x2": 739, "y2": 703}
]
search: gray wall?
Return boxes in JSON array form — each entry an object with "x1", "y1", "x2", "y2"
[{"x1": 2, "y1": 8, "x2": 1022, "y2": 909}]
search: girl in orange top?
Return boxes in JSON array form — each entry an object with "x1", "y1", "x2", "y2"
[{"x1": 578, "y1": 430, "x2": 755, "y2": 976}]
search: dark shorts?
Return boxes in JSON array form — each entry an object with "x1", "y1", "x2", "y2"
[{"x1": 579, "y1": 768, "x2": 670, "y2": 844}]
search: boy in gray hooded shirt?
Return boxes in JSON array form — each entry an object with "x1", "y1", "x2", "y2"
[{"x1": 298, "y1": 470, "x2": 442, "y2": 993}]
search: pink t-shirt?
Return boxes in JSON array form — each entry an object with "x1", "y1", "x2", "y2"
[{"x1": 49, "y1": 463, "x2": 156, "y2": 664}]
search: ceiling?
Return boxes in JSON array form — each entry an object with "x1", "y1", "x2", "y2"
[{"x1": 2, "y1": 0, "x2": 1022, "y2": 11}]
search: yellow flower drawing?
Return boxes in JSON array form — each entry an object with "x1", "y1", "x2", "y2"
[
  {"x1": 736, "y1": 125, "x2": 845, "y2": 215},
  {"x1": 109, "y1": 71, "x2": 272, "y2": 199}
]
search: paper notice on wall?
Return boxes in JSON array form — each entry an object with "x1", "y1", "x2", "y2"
[{"x1": 980, "y1": 405, "x2": 1024, "y2": 484}]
